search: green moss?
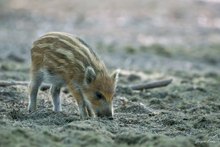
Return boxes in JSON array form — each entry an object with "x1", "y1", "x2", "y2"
[
  {"x1": 140, "y1": 44, "x2": 171, "y2": 57},
  {"x1": 124, "y1": 46, "x2": 137, "y2": 54}
]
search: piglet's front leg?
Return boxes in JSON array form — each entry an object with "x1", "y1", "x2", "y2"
[
  {"x1": 68, "y1": 85, "x2": 95, "y2": 119},
  {"x1": 78, "y1": 100, "x2": 96, "y2": 119},
  {"x1": 78, "y1": 89, "x2": 96, "y2": 119}
]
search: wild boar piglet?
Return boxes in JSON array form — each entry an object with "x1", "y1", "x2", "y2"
[{"x1": 28, "y1": 32, "x2": 119, "y2": 119}]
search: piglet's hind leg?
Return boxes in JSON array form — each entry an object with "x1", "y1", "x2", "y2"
[
  {"x1": 50, "y1": 85, "x2": 62, "y2": 112},
  {"x1": 28, "y1": 72, "x2": 43, "y2": 112}
]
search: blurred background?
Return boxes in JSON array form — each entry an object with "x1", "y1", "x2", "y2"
[
  {"x1": 0, "y1": 0, "x2": 220, "y2": 80},
  {"x1": 1, "y1": 2, "x2": 220, "y2": 146}
]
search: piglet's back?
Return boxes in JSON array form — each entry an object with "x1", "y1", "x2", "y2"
[{"x1": 31, "y1": 32, "x2": 107, "y2": 83}]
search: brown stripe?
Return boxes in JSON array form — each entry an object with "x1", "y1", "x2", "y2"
[
  {"x1": 39, "y1": 32, "x2": 96, "y2": 62},
  {"x1": 34, "y1": 36, "x2": 58, "y2": 46},
  {"x1": 44, "y1": 51, "x2": 69, "y2": 69},
  {"x1": 34, "y1": 32, "x2": 107, "y2": 74},
  {"x1": 35, "y1": 35, "x2": 90, "y2": 66},
  {"x1": 75, "y1": 37, "x2": 99, "y2": 60}
]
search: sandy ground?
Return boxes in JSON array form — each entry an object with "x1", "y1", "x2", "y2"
[{"x1": 0, "y1": 0, "x2": 220, "y2": 146}]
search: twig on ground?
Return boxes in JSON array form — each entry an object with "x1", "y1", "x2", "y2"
[{"x1": 129, "y1": 79, "x2": 172, "y2": 91}]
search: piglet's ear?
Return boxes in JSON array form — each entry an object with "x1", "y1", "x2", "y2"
[
  {"x1": 111, "y1": 69, "x2": 120, "y2": 83},
  {"x1": 84, "y1": 66, "x2": 96, "y2": 85}
]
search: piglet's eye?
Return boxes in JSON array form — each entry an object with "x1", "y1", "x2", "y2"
[{"x1": 95, "y1": 91, "x2": 104, "y2": 100}]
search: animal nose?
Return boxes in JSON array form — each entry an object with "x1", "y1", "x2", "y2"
[
  {"x1": 97, "y1": 110, "x2": 113, "y2": 120},
  {"x1": 106, "y1": 112, "x2": 114, "y2": 120},
  {"x1": 107, "y1": 116, "x2": 114, "y2": 120}
]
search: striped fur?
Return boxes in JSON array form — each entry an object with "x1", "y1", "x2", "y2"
[
  {"x1": 32, "y1": 32, "x2": 106, "y2": 82},
  {"x1": 29, "y1": 32, "x2": 118, "y2": 119}
]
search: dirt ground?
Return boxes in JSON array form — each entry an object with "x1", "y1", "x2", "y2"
[{"x1": 0, "y1": 0, "x2": 220, "y2": 146}]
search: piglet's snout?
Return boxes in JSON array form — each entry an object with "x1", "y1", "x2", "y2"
[{"x1": 97, "y1": 108, "x2": 113, "y2": 120}]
